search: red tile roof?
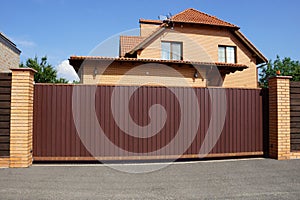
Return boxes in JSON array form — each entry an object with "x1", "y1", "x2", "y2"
[
  {"x1": 119, "y1": 36, "x2": 145, "y2": 57},
  {"x1": 171, "y1": 8, "x2": 238, "y2": 28},
  {"x1": 69, "y1": 56, "x2": 248, "y2": 73},
  {"x1": 140, "y1": 8, "x2": 238, "y2": 28}
]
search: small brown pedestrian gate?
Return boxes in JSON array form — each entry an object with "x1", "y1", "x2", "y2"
[
  {"x1": 0, "y1": 73, "x2": 11, "y2": 158},
  {"x1": 290, "y1": 82, "x2": 300, "y2": 151},
  {"x1": 33, "y1": 85, "x2": 265, "y2": 161}
]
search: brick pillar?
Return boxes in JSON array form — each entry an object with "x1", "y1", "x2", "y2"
[
  {"x1": 10, "y1": 68, "x2": 35, "y2": 168},
  {"x1": 269, "y1": 76, "x2": 291, "y2": 160}
]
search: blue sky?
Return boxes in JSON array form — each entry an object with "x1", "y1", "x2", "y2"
[{"x1": 0, "y1": 0, "x2": 299, "y2": 81}]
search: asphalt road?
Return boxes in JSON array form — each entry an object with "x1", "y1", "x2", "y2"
[{"x1": 0, "y1": 158, "x2": 300, "y2": 199}]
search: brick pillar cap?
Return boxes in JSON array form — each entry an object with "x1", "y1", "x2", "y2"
[
  {"x1": 10, "y1": 68, "x2": 37, "y2": 73},
  {"x1": 268, "y1": 76, "x2": 292, "y2": 80}
]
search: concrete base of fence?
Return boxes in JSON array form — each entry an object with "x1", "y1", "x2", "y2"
[
  {"x1": 9, "y1": 68, "x2": 35, "y2": 168},
  {"x1": 268, "y1": 76, "x2": 292, "y2": 160}
]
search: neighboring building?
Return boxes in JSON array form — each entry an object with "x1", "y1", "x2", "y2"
[
  {"x1": 0, "y1": 32, "x2": 21, "y2": 72},
  {"x1": 69, "y1": 8, "x2": 267, "y2": 88}
]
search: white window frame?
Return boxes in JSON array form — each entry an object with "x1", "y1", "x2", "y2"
[
  {"x1": 218, "y1": 46, "x2": 236, "y2": 64},
  {"x1": 161, "y1": 41, "x2": 183, "y2": 60}
]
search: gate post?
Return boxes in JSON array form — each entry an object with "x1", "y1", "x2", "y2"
[
  {"x1": 268, "y1": 76, "x2": 292, "y2": 160},
  {"x1": 9, "y1": 68, "x2": 35, "y2": 168}
]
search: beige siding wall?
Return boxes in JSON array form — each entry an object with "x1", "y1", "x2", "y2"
[
  {"x1": 0, "y1": 42, "x2": 20, "y2": 72},
  {"x1": 82, "y1": 61, "x2": 206, "y2": 87},
  {"x1": 138, "y1": 26, "x2": 258, "y2": 88},
  {"x1": 140, "y1": 23, "x2": 160, "y2": 37}
]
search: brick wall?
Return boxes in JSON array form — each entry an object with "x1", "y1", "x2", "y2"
[
  {"x1": 290, "y1": 152, "x2": 300, "y2": 159},
  {"x1": 269, "y1": 76, "x2": 291, "y2": 160},
  {"x1": 9, "y1": 68, "x2": 35, "y2": 167},
  {"x1": 0, "y1": 38, "x2": 20, "y2": 72}
]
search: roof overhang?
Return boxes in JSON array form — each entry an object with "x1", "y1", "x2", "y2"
[
  {"x1": 69, "y1": 56, "x2": 248, "y2": 75},
  {"x1": 165, "y1": 20, "x2": 240, "y2": 30},
  {"x1": 139, "y1": 19, "x2": 163, "y2": 25},
  {"x1": 139, "y1": 19, "x2": 240, "y2": 29},
  {"x1": 127, "y1": 26, "x2": 166, "y2": 55},
  {"x1": 0, "y1": 33, "x2": 21, "y2": 55},
  {"x1": 233, "y1": 30, "x2": 268, "y2": 64}
]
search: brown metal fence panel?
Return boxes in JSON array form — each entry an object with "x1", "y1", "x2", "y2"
[
  {"x1": 290, "y1": 81, "x2": 300, "y2": 151},
  {"x1": 33, "y1": 85, "x2": 91, "y2": 158},
  {"x1": 33, "y1": 84, "x2": 264, "y2": 161},
  {"x1": 0, "y1": 73, "x2": 11, "y2": 157}
]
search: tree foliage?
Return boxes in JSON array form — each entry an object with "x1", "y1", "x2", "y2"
[
  {"x1": 259, "y1": 55, "x2": 300, "y2": 87},
  {"x1": 20, "y1": 56, "x2": 68, "y2": 83}
]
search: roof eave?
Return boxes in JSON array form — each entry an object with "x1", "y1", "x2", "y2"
[
  {"x1": 69, "y1": 56, "x2": 248, "y2": 74},
  {"x1": 0, "y1": 33, "x2": 21, "y2": 55},
  {"x1": 128, "y1": 27, "x2": 166, "y2": 55},
  {"x1": 234, "y1": 30, "x2": 268, "y2": 64},
  {"x1": 139, "y1": 19, "x2": 163, "y2": 25},
  {"x1": 167, "y1": 20, "x2": 240, "y2": 30}
]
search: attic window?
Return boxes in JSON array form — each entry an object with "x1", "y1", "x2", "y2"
[
  {"x1": 161, "y1": 41, "x2": 183, "y2": 60},
  {"x1": 218, "y1": 46, "x2": 236, "y2": 63}
]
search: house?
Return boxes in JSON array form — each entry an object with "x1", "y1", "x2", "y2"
[
  {"x1": 69, "y1": 8, "x2": 267, "y2": 88},
  {"x1": 0, "y1": 32, "x2": 21, "y2": 72}
]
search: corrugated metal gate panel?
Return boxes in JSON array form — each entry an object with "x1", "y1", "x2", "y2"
[
  {"x1": 33, "y1": 85, "x2": 264, "y2": 161},
  {"x1": 290, "y1": 81, "x2": 300, "y2": 151}
]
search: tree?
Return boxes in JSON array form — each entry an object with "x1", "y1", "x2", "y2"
[
  {"x1": 259, "y1": 55, "x2": 300, "y2": 87},
  {"x1": 20, "y1": 56, "x2": 68, "y2": 83},
  {"x1": 72, "y1": 80, "x2": 80, "y2": 84}
]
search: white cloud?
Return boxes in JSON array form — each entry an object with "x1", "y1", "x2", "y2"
[
  {"x1": 5, "y1": 34, "x2": 36, "y2": 48},
  {"x1": 16, "y1": 40, "x2": 36, "y2": 47},
  {"x1": 56, "y1": 60, "x2": 79, "y2": 82}
]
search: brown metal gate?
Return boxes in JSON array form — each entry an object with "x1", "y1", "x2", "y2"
[
  {"x1": 290, "y1": 81, "x2": 300, "y2": 151},
  {"x1": 33, "y1": 85, "x2": 265, "y2": 161},
  {"x1": 0, "y1": 73, "x2": 11, "y2": 157}
]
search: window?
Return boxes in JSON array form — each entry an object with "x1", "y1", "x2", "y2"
[
  {"x1": 218, "y1": 46, "x2": 236, "y2": 63},
  {"x1": 161, "y1": 41, "x2": 183, "y2": 60}
]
